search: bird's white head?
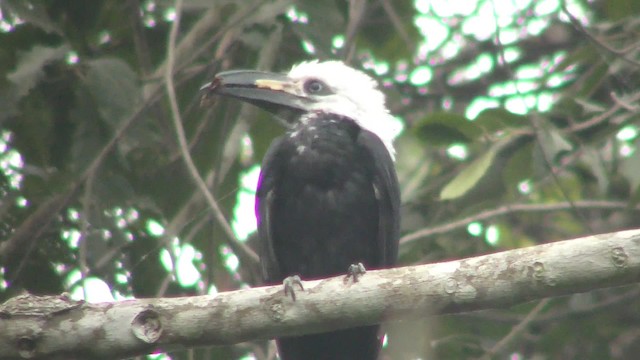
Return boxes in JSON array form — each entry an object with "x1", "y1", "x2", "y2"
[
  {"x1": 286, "y1": 61, "x2": 398, "y2": 158},
  {"x1": 203, "y1": 60, "x2": 399, "y2": 158}
]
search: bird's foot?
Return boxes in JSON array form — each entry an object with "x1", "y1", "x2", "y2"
[
  {"x1": 283, "y1": 275, "x2": 304, "y2": 301},
  {"x1": 345, "y1": 262, "x2": 367, "y2": 283}
]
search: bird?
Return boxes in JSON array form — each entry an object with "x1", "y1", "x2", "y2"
[{"x1": 202, "y1": 60, "x2": 400, "y2": 360}]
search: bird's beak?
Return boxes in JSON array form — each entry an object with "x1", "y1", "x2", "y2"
[{"x1": 200, "y1": 70, "x2": 314, "y2": 127}]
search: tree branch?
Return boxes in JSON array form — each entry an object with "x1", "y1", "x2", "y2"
[
  {"x1": 401, "y1": 200, "x2": 640, "y2": 245},
  {"x1": 1, "y1": 229, "x2": 639, "y2": 359}
]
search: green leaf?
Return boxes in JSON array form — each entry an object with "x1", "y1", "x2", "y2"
[
  {"x1": 3, "y1": 0, "x2": 62, "y2": 34},
  {"x1": 85, "y1": 58, "x2": 140, "y2": 129},
  {"x1": 581, "y1": 147, "x2": 609, "y2": 195},
  {"x1": 536, "y1": 123, "x2": 573, "y2": 163},
  {"x1": 573, "y1": 98, "x2": 606, "y2": 114},
  {"x1": 440, "y1": 146, "x2": 498, "y2": 200},
  {"x1": 502, "y1": 141, "x2": 534, "y2": 194},
  {"x1": 414, "y1": 111, "x2": 480, "y2": 145},
  {"x1": 474, "y1": 108, "x2": 528, "y2": 132},
  {"x1": 7, "y1": 44, "x2": 69, "y2": 99}
]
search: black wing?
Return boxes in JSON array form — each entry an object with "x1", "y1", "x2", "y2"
[
  {"x1": 255, "y1": 136, "x2": 285, "y2": 282},
  {"x1": 357, "y1": 130, "x2": 401, "y2": 267}
]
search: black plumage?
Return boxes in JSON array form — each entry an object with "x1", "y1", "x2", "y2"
[{"x1": 202, "y1": 61, "x2": 400, "y2": 360}]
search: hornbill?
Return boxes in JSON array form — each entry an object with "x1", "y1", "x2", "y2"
[{"x1": 202, "y1": 61, "x2": 400, "y2": 360}]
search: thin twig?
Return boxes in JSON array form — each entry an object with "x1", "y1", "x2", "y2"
[
  {"x1": 342, "y1": 0, "x2": 367, "y2": 64},
  {"x1": 567, "y1": 92, "x2": 640, "y2": 133},
  {"x1": 400, "y1": 200, "x2": 640, "y2": 245},
  {"x1": 560, "y1": 1, "x2": 640, "y2": 68},
  {"x1": 380, "y1": 0, "x2": 414, "y2": 53},
  {"x1": 490, "y1": 0, "x2": 592, "y2": 234},
  {"x1": 164, "y1": 0, "x2": 259, "y2": 265},
  {"x1": 477, "y1": 299, "x2": 550, "y2": 360}
]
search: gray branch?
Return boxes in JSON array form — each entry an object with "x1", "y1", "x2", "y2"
[{"x1": 1, "y1": 229, "x2": 639, "y2": 359}]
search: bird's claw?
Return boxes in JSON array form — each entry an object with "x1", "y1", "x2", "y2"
[
  {"x1": 345, "y1": 262, "x2": 367, "y2": 283},
  {"x1": 283, "y1": 275, "x2": 304, "y2": 301}
]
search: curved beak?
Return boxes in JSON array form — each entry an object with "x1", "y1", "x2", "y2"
[{"x1": 200, "y1": 70, "x2": 314, "y2": 127}]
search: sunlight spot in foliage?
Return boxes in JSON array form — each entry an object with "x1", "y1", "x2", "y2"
[
  {"x1": 0, "y1": 136, "x2": 6, "y2": 154},
  {"x1": 147, "y1": 352, "x2": 172, "y2": 360},
  {"x1": 143, "y1": 15, "x2": 156, "y2": 27},
  {"x1": 373, "y1": 62, "x2": 389, "y2": 76},
  {"x1": 410, "y1": 66, "x2": 432, "y2": 86},
  {"x1": 546, "y1": 72, "x2": 571, "y2": 88},
  {"x1": 238, "y1": 354, "x2": 257, "y2": 360},
  {"x1": 239, "y1": 133, "x2": 254, "y2": 165},
  {"x1": 498, "y1": 28, "x2": 519, "y2": 45},
  {"x1": 0, "y1": 8, "x2": 21, "y2": 33},
  {"x1": 619, "y1": 143, "x2": 634, "y2": 158},
  {"x1": 467, "y1": 222, "x2": 483, "y2": 236},
  {"x1": 146, "y1": 219, "x2": 165, "y2": 237},
  {"x1": 0, "y1": 143, "x2": 24, "y2": 190},
  {"x1": 390, "y1": 116, "x2": 405, "y2": 139},
  {"x1": 392, "y1": 60, "x2": 409, "y2": 82},
  {"x1": 302, "y1": 40, "x2": 315, "y2": 54},
  {"x1": 502, "y1": 47, "x2": 521, "y2": 64},
  {"x1": 414, "y1": 0, "x2": 429, "y2": 14},
  {"x1": 65, "y1": 51, "x2": 79, "y2": 64},
  {"x1": 617, "y1": 126, "x2": 638, "y2": 142},
  {"x1": 175, "y1": 244, "x2": 201, "y2": 287},
  {"x1": 163, "y1": 7, "x2": 176, "y2": 22},
  {"x1": 98, "y1": 30, "x2": 111, "y2": 45},
  {"x1": 485, "y1": 225, "x2": 500, "y2": 246},
  {"x1": 220, "y1": 245, "x2": 240, "y2": 273},
  {"x1": 286, "y1": 6, "x2": 308, "y2": 24},
  {"x1": 448, "y1": 53, "x2": 494, "y2": 84},
  {"x1": 505, "y1": 94, "x2": 537, "y2": 115},
  {"x1": 362, "y1": 57, "x2": 389, "y2": 76},
  {"x1": 232, "y1": 165, "x2": 260, "y2": 241},
  {"x1": 65, "y1": 269, "x2": 82, "y2": 288},
  {"x1": 446, "y1": 143, "x2": 468, "y2": 160},
  {"x1": 0, "y1": 20, "x2": 14, "y2": 33},
  {"x1": 429, "y1": 0, "x2": 477, "y2": 17},
  {"x1": 537, "y1": 91, "x2": 555, "y2": 112},
  {"x1": 15, "y1": 196, "x2": 28, "y2": 208},
  {"x1": 466, "y1": 97, "x2": 499, "y2": 119},
  {"x1": 115, "y1": 272, "x2": 128, "y2": 284},
  {"x1": 160, "y1": 241, "x2": 179, "y2": 272},
  {"x1": 534, "y1": 0, "x2": 559, "y2": 16},
  {"x1": 67, "y1": 208, "x2": 80, "y2": 222},
  {"x1": 527, "y1": 17, "x2": 549, "y2": 36},
  {"x1": 143, "y1": 0, "x2": 156, "y2": 12},
  {"x1": 442, "y1": 96, "x2": 454, "y2": 110},
  {"x1": 69, "y1": 277, "x2": 114, "y2": 303},
  {"x1": 208, "y1": 284, "x2": 218, "y2": 296},
  {"x1": 332, "y1": 35, "x2": 345, "y2": 49},
  {"x1": 516, "y1": 64, "x2": 543, "y2": 79},
  {"x1": 439, "y1": 38, "x2": 462, "y2": 60},
  {"x1": 0, "y1": 267, "x2": 7, "y2": 290},
  {"x1": 414, "y1": 16, "x2": 449, "y2": 52},
  {"x1": 462, "y1": 4, "x2": 496, "y2": 41},
  {"x1": 62, "y1": 228, "x2": 81, "y2": 248},
  {"x1": 125, "y1": 208, "x2": 139, "y2": 223},
  {"x1": 518, "y1": 180, "x2": 532, "y2": 194},
  {"x1": 53, "y1": 263, "x2": 68, "y2": 274}
]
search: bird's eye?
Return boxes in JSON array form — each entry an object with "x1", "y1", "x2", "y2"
[{"x1": 303, "y1": 79, "x2": 329, "y2": 95}]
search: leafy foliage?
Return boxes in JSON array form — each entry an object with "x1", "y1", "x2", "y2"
[{"x1": 1, "y1": 0, "x2": 640, "y2": 359}]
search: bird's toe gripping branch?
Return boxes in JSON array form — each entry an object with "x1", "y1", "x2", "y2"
[
  {"x1": 345, "y1": 262, "x2": 367, "y2": 283},
  {"x1": 283, "y1": 275, "x2": 305, "y2": 301}
]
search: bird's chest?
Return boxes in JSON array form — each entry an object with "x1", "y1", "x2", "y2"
[{"x1": 283, "y1": 119, "x2": 365, "y2": 187}]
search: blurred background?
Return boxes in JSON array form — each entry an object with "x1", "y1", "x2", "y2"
[{"x1": 1, "y1": 0, "x2": 640, "y2": 358}]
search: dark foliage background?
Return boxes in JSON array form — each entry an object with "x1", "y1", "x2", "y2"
[{"x1": 1, "y1": 0, "x2": 640, "y2": 359}]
